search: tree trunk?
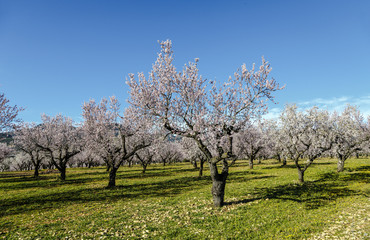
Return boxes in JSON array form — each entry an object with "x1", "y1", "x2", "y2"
[
  {"x1": 249, "y1": 158, "x2": 254, "y2": 169},
  {"x1": 258, "y1": 158, "x2": 261, "y2": 164},
  {"x1": 34, "y1": 164, "x2": 39, "y2": 178},
  {"x1": 297, "y1": 169, "x2": 304, "y2": 183},
  {"x1": 108, "y1": 167, "x2": 118, "y2": 188},
  {"x1": 199, "y1": 160, "x2": 204, "y2": 177},
  {"x1": 192, "y1": 159, "x2": 198, "y2": 169},
  {"x1": 60, "y1": 167, "x2": 66, "y2": 181},
  {"x1": 337, "y1": 158, "x2": 345, "y2": 172},
  {"x1": 282, "y1": 157, "x2": 287, "y2": 166},
  {"x1": 212, "y1": 178, "x2": 226, "y2": 207},
  {"x1": 142, "y1": 164, "x2": 147, "y2": 174},
  {"x1": 209, "y1": 163, "x2": 228, "y2": 207},
  {"x1": 277, "y1": 154, "x2": 281, "y2": 163},
  {"x1": 48, "y1": 162, "x2": 54, "y2": 169}
]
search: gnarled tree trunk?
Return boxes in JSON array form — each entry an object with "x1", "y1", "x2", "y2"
[
  {"x1": 337, "y1": 157, "x2": 345, "y2": 172},
  {"x1": 297, "y1": 168, "x2": 304, "y2": 183},
  {"x1": 294, "y1": 159, "x2": 306, "y2": 183},
  {"x1": 108, "y1": 167, "x2": 118, "y2": 188},
  {"x1": 142, "y1": 164, "x2": 147, "y2": 174},
  {"x1": 191, "y1": 158, "x2": 198, "y2": 169},
  {"x1": 34, "y1": 163, "x2": 40, "y2": 178},
  {"x1": 282, "y1": 157, "x2": 287, "y2": 166},
  {"x1": 249, "y1": 158, "x2": 254, "y2": 169},
  {"x1": 209, "y1": 162, "x2": 228, "y2": 207},
  {"x1": 199, "y1": 159, "x2": 205, "y2": 177},
  {"x1": 60, "y1": 166, "x2": 66, "y2": 181}
]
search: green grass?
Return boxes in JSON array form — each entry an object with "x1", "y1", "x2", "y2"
[{"x1": 0, "y1": 158, "x2": 369, "y2": 239}]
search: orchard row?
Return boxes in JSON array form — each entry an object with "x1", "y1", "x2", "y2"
[{"x1": 1, "y1": 40, "x2": 368, "y2": 207}]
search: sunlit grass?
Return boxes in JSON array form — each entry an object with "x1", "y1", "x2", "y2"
[{"x1": 0, "y1": 158, "x2": 369, "y2": 239}]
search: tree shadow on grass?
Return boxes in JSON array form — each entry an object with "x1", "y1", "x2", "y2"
[
  {"x1": 317, "y1": 170, "x2": 370, "y2": 185},
  {"x1": 0, "y1": 166, "x2": 199, "y2": 189},
  {"x1": 0, "y1": 174, "x2": 58, "y2": 183},
  {"x1": 0, "y1": 171, "x2": 111, "y2": 190},
  {"x1": 311, "y1": 161, "x2": 334, "y2": 166},
  {"x1": 342, "y1": 173, "x2": 370, "y2": 184},
  {"x1": 255, "y1": 182, "x2": 358, "y2": 209},
  {"x1": 0, "y1": 174, "x2": 212, "y2": 218},
  {"x1": 262, "y1": 164, "x2": 297, "y2": 170},
  {"x1": 0, "y1": 172, "x2": 33, "y2": 179},
  {"x1": 0, "y1": 169, "x2": 60, "y2": 180},
  {"x1": 262, "y1": 161, "x2": 334, "y2": 170},
  {"x1": 226, "y1": 170, "x2": 367, "y2": 209},
  {"x1": 231, "y1": 161, "x2": 251, "y2": 168},
  {"x1": 0, "y1": 168, "x2": 180, "y2": 190},
  {"x1": 351, "y1": 165, "x2": 370, "y2": 172},
  {"x1": 224, "y1": 197, "x2": 262, "y2": 206},
  {"x1": 121, "y1": 167, "x2": 198, "y2": 180},
  {"x1": 227, "y1": 170, "x2": 276, "y2": 183}
]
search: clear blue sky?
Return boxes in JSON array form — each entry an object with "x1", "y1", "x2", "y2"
[{"x1": 1, "y1": 0, "x2": 370, "y2": 122}]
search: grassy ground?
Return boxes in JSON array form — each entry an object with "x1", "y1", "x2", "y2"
[{"x1": 0, "y1": 158, "x2": 369, "y2": 239}]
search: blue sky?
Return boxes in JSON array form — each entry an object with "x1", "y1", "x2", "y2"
[{"x1": 1, "y1": 0, "x2": 370, "y2": 123}]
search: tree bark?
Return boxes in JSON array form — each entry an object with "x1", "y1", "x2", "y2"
[
  {"x1": 282, "y1": 157, "x2": 287, "y2": 166},
  {"x1": 249, "y1": 158, "x2": 254, "y2": 169},
  {"x1": 337, "y1": 158, "x2": 345, "y2": 172},
  {"x1": 108, "y1": 167, "x2": 118, "y2": 188},
  {"x1": 209, "y1": 162, "x2": 228, "y2": 207},
  {"x1": 191, "y1": 159, "x2": 198, "y2": 169},
  {"x1": 199, "y1": 160, "x2": 204, "y2": 177},
  {"x1": 297, "y1": 168, "x2": 304, "y2": 183},
  {"x1": 142, "y1": 164, "x2": 147, "y2": 174},
  {"x1": 60, "y1": 167, "x2": 66, "y2": 181},
  {"x1": 34, "y1": 163, "x2": 39, "y2": 178},
  {"x1": 212, "y1": 178, "x2": 226, "y2": 207}
]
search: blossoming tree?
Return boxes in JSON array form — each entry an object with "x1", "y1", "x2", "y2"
[
  {"x1": 0, "y1": 92, "x2": 23, "y2": 132},
  {"x1": 0, "y1": 92, "x2": 23, "y2": 168},
  {"x1": 156, "y1": 140, "x2": 183, "y2": 166},
  {"x1": 280, "y1": 105, "x2": 335, "y2": 183},
  {"x1": 181, "y1": 137, "x2": 207, "y2": 177},
  {"x1": 14, "y1": 123, "x2": 45, "y2": 177},
  {"x1": 33, "y1": 114, "x2": 82, "y2": 180},
  {"x1": 332, "y1": 105, "x2": 370, "y2": 172},
  {"x1": 0, "y1": 142, "x2": 12, "y2": 166},
  {"x1": 127, "y1": 40, "x2": 283, "y2": 207},
  {"x1": 82, "y1": 96, "x2": 155, "y2": 187},
  {"x1": 234, "y1": 122, "x2": 269, "y2": 169},
  {"x1": 264, "y1": 119, "x2": 288, "y2": 165}
]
